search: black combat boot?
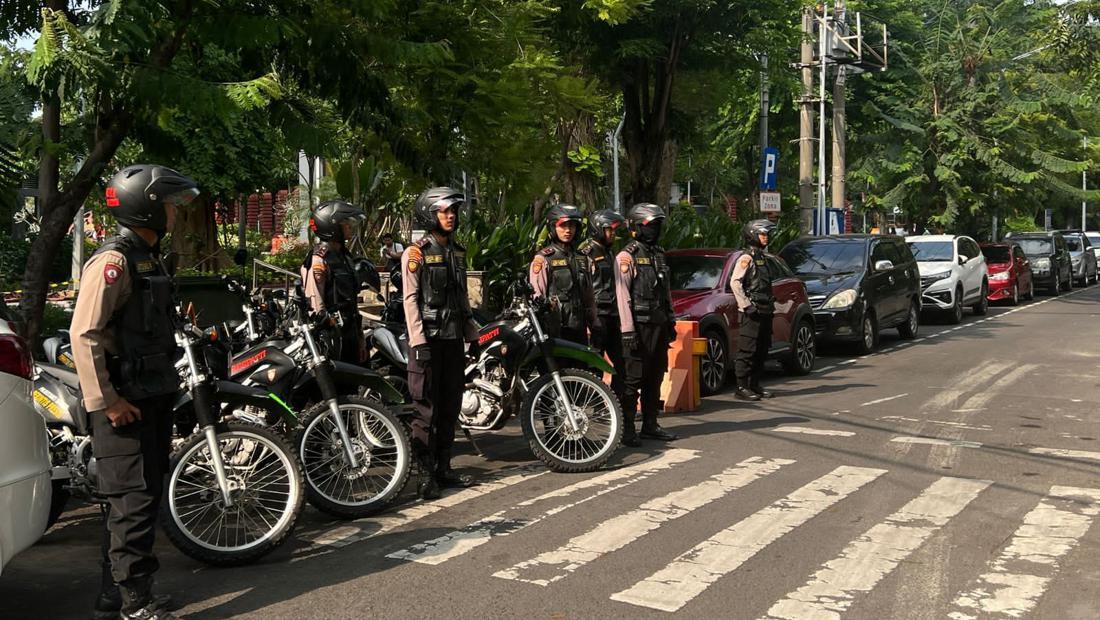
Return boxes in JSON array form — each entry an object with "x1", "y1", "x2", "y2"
[
  {"x1": 621, "y1": 408, "x2": 641, "y2": 447},
  {"x1": 734, "y1": 377, "x2": 761, "y2": 401},
  {"x1": 94, "y1": 564, "x2": 172, "y2": 620},
  {"x1": 639, "y1": 413, "x2": 678, "y2": 442},
  {"x1": 416, "y1": 452, "x2": 441, "y2": 500},
  {"x1": 749, "y1": 376, "x2": 774, "y2": 399},
  {"x1": 436, "y1": 451, "x2": 473, "y2": 489},
  {"x1": 119, "y1": 577, "x2": 177, "y2": 620}
]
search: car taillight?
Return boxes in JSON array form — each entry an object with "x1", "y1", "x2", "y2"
[{"x1": 0, "y1": 334, "x2": 33, "y2": 380}]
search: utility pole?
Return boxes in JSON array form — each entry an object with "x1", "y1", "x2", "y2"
[
  {"x1": 817, "y1": 2, "x2": 828, "y2": 234},
  {"x1": 798, "y1": 8, "x2": 815, "y2": 234},
  {"x1": 831, "y1": 1, "x2": 848, "y2": 221},
  {"x1": 759, "y1": 53, "x2": 769, "y2": 152},
  {"x1": 1084, "y1": 135, "x2": 1089, "y2": 231}
]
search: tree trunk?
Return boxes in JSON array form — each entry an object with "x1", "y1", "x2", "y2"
[
  {"x1": 557, "y1": 112, "x2": 600, "y2": 211},
  {"x1": 170, "y1": 196, "x2": 227, "y2": 271}
]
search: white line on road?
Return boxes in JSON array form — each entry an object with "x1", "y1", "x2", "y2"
[
  {"x1": 948, "y1": 486, "x2": 1100, "y2": 619},
  {"x1": 386, "y1": 449, "x2": 698, "y2": 565},
  {"x1": 771, "y1": 427, "x2": 855, "y2": 437},
  {"x1": 879, "y1": 416, "x2": 991, "y2": 431},
  {"x1": 763, "y1": 476, "x2": 990, "y2": 620},
  {"x1": 493, "y1": 456, "x2": 795, "y2": 586},
  {"x1": 1028, "y1": 447, "x2": 1100, "y2": 462},
  {"x1": 861, "y1": 393, "x2": 909, "y2": 407},
  {"x1": 610, "y1": 465, "x2": 885, "y2": 613},
  {"x1": 891, "y1": 436, "x2": 983, "y2": 449},
  {"x1": 957, "y1": 364, "x2": 1038, "y2": 411}
]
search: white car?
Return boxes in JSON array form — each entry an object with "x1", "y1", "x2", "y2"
[
  {"x1": 0, "y1": 302, "x2": 51, "y2": 576},
  {"x1": 906, "y1": 235, "x2": 989, "y2": 324}
]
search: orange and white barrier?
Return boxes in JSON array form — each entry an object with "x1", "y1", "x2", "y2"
[{"x1": 661, "y1": 321, "x2": 707, "y2": 413}]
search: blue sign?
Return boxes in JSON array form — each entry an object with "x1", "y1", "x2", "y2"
[
  {"x1": 760, "y1": 147, "x2": 779, "y2": 190},
  {"x1": 812, "y1": 208, "x2": 846, "y2": 235}
]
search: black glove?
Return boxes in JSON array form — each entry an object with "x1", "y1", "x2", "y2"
[
  {"x1": 622, "y1": 331, "x2": 637, "y2": 354},
  {"x1": 590, "y1": 328, "x2": 606, "y2": 350},
  {"x1": 742, "y1": 305, "x2": 758, "y2": 318},
  {"x1": 413, "y1": 344, "x2": 431, "y2": 362}
]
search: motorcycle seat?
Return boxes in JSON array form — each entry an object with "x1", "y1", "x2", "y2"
[{"x1": 39, "y1": 362, "x2": 81, "y2": 390}]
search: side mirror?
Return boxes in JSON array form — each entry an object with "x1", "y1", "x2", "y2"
[
  {"x1": 874, "y1": 259, "x2": 894, "y2": 272},
  {"x1": 958, "y1": 255, "x2": 968, "y2": 265},
  {"x1": 233, "y1": 248, "x2": 249, "y2": 266}
]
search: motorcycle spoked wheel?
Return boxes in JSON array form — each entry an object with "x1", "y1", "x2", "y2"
[
  {"x1": 161, "y1": 422, "x2": 304, "y2": 566},
  {"x1": 520, "y1": 369, "x2": 623, "y2": 473},
  {"x1": 296, "y1": 396, "x2": 411, "y2": 519}
]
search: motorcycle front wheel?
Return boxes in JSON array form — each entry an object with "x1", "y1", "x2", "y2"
[
  {"x1": 297, "y1": 396, "x2": 411, "y2": 519},
  {"x1": 520, "y1": 369, "x2": 623, "y2": 473},
  {"x1": 161, "y1": 422, "x2": 303, "y2": 566}
]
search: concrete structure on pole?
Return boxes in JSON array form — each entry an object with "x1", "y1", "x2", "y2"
[{"x1": 798, "y1": 9, "x2": 816, "y2": 235}]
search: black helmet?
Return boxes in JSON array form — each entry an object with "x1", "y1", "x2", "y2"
[
  {"x1": 354, "y1": 257, "x2": 381, "y2": 292},
  {"x1": 589, "y1": 209, "x2": 627, "y2": 238},
  {"x1": 627, "y1": 203, "x2": 666, "y2": 229},
  {"x1": 743, "y1": 219, "x2": 776, "y2": 248},
  {"x1": 105, "y1": 165, "x2": 199, "y2": 237},
  {"x1": 414, "y1": 187, "x2": 464, "y2": 233},
  {"x1": 545, "y1": 204, "x2": 583, "y2": 242},
  {"x1": 310, "y1": 200, "x2": 366, "y2": 242}
]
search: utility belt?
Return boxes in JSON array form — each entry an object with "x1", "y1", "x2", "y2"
[
  {"x1": 422, "y1": 306, "x2": 466, "y2": 338},
  {"x1": 107, "y1": 350, "x2": 179, "y2": 402},
  {"x1": 631, "y1": 301, "x2": 669, "y2": 325}
]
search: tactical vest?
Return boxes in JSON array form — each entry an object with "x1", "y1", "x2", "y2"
[
  {"x1": 302, "y1": 242, "x2": 360, "y2": 316},
  {"x1": 539, "y1": 243, "x2": 587, "y2": 331},
  {"x1": 416, "y1": 236, "x2": 469, "y2": 340},
  {"x1": 93, "y1": 229, "x2": 179, "y2": 401},
  {"x1": 743, "y1": 248, "x2": 776, "y2": 312},
  {"x1": 625, "y1": 240, "x2": 673, "y2": 325},
  {"x1": 580, "y1": 239, "x2": 617, "y2": 318}
]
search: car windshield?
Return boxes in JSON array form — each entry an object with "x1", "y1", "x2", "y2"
[
  {"x1": 1015, "y1": 238, "x2": 1052, "y2": 256},
  {"x1": 1064, "y1": 236, "x2": 1082, "y2": 252},
  {"x1": 1087, "y1": 234, "x2": 1100, "y2": 247},
  {"x1": 779, "y1": 241, "x2": 865, "y2": 275},
  {"x1": 666, "y1": 255, "x2": 727, "y2": 290},
  {"x1": 981, "y1": 246, "x2": 1011, "y2": 263},
  {"x1": 907, "y1": 241, "x2": 954, "y2": 262}
]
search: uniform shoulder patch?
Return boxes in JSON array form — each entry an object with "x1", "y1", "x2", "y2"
[
  {"x1": 407, "y1": 245, "x2": 424, "y2": 273},
  {"x1": 103, "y1": 261, "x2": 124, "y2": 285},
  {"x1": 531, "y1": 255, "x2": 545, "y2": 274},
  {"x1": 539, "y1": 246, "x2": 555, "y2": 256},
  {"x1": 618, "y1": 255, "x2": 632, "y2": 274},
  {"x1": 738, "y1": 255, "x2": 753, "y2": 269}
]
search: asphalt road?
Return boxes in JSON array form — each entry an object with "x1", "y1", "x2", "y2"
[{"x1": 4, "y1": 284, "x2": 1100, "y2": 619}]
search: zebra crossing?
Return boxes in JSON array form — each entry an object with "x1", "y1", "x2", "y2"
[{"x1": 366, "y1": 450, "x2": 1100, "y2": 617}]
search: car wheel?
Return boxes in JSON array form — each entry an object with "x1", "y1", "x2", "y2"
[
  {"x1": 972, "y1": 281, "x2": 989, "y2": 315},
  {"x1": 1025, "y1": 280, "x2": 1035, "y2": 300},
  {"x1": 700, "y1": 329, "x2": 728, "y2": 396},
  {"x1": 855, "y1": 311, "x2": 877, "y2": 355},
  {"x1": 897, "y1": 300, "x2": 919, "y2": 340},
  {"x1": 1009, "y1": 283, "x2": 1019, "y2": 306},
  {"x1": 947, "y1": 287, "x2": 964, "y2": 324},
  {"x1": 782, "y1": 319, "x2": 816, "y2": 375},
  {"x1": 1066, "y1": 272, "x2": 1073, "y2": 290},
  {"x1": 1052, "y1": 276, "x2": 1061, "y2": 296}
]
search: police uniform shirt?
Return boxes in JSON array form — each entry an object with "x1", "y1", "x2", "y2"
[
  {"x1": 70, "y1": 249, "x2": 137, "y2": 411},
  {"x1": 400, "y1": 239, "x2": 478, "y2": 347}
]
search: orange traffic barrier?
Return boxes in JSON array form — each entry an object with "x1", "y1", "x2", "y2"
[{"x1": 660, "y1": 320, "x2": 707, "y2": 413}]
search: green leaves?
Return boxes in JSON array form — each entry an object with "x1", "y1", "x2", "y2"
[{"x1": 566, "y1": 144, "x2": 605, "y2": 178}]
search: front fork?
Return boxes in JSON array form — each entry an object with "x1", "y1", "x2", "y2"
[
  {"x1": 181, "y1": 333, "x2": 236, "y2": 508},
  {"x1": 530, "y1": 308, "x2": 580, "y2": 433},
  {"x1": 303, "y1": 325, "x2": 362, "y2": 468}
]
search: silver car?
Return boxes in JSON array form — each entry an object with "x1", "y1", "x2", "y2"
[{"x1": 1056, "y1": 230, "x2": 1099, "y2": 286}]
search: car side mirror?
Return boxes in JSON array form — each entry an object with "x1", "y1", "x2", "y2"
[
  {"x1": 958, "y1": 255, "x2": 968, "y2": 265},
  {"x1": 874, "y1": 259, "x2": 894, "y2": 272}
]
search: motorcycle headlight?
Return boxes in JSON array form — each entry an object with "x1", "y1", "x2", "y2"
[
  {"x1": 822, "y1": 288, "x2": 858, "y2": 309},
  {"x1": 1033, "y1": 257, "x2": 1051, "y2": 270},
  {"x1": 989, "y1": 271, "x2": 1009, "y2": 282},
  {"x1": 925, "y1": 271, "x2": 951, "y2": 282}
]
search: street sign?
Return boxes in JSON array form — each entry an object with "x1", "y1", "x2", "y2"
[
  {"x1": 760, "y1": 147, "x2": 778, "y2": 190},
  {"x1": 760, "y1": 191, "x2": 782, "y2": 213}
]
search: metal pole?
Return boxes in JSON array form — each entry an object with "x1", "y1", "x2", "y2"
[
  {"x1": 831, "y1": 1, "x2": 847, "y2": 223},
  {"x1": 611, "y1": 113, "x2": 625, "y2": 213},
  {"x1": 1083, "y1": 136, "x2": 1088, "y2": 231},
  {"x1": 799, "y1": 9, "x2": 815, "y2": 234},
  {"x1": 759, "y1": 53, "x2": 769, "y2": 152},
  {"x1": 71, "y1": 208, "x2": 84, "y2": 291},
  {"x1": 818, "y1": 3, "x2": 829, "y2": 234}
]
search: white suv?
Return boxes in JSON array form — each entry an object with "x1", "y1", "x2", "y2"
[{"x1": 905, "y1": 235, "x2": 989, "y2": 324}]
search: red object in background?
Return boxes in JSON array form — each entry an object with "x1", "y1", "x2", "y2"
[
  {"x1": 981, "y1": 242, "x2": 1034, "y2": 304},
  {"x1": 844, "y1": 201, "x2": 852, "y2": 232},
  {"x1": 259, "y1": 192, "x2": 274, "y2": 234},
  {"x1": 246, "y1": 194, "x2": 260, "y2": 228},
  {"x1": 724, "y1": 196, "x2": 737, "y2": 220},
  {"x1": 273, "y1": 190, "x2": 288, "y2": 234}
]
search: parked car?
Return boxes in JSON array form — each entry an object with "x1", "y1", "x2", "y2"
[
  {"x1": 1053, "y1": 230, "x2": 1098, "y2": 286},
  {"x1": 980, "y1": 242, "x2": 1034, "y2": 305},
  {"x1": 1086, "y1": 231, "x2": 1100, "y2": 262},
  {"x1": 0, "y1": 298, "x2": 51, "y2": 576},
  {"x1": 905, "y1": 235, "x2": 989, "y2": 323},
  {"x1": 777, "y1": 235, "x2": 921, "y2": 355},
  {"x1": 665, "y1": 249, "x2": 817, "y2": 395},
  {"x1": 1006, "y1": 231, "x2": 1073, "y2": 295}
]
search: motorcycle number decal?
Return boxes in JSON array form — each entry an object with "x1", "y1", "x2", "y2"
[
  {"x1": 231, "y1": 349, "x2": 268, "y2": 376},
  {"x1": 478, "y1": 327, "x2": 501, "y2": 345},
  {"x1": 33, "y1": 388, "x2": 64, "y2": 419},
  {"x1": 57, "y1": 352, "x2": 75, "y2": 368}
]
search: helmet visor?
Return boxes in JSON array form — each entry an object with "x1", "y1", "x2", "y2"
[
  {"x1": 432, "y1": 196, "x2": 465, "y2": 213},
  {"x1": 163, "y1": 187, "x2": 201, "y2": 208},
  {"x1": 341, "y1": 213, "x2": 366, "y2": 240}
]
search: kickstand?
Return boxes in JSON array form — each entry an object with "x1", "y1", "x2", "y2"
[{"x1": 462, "y1": 428, "x2": 485, "y2": 458}]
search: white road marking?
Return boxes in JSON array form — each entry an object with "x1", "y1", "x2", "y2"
[
  {"x1": 771, "y1": 427, "x2": 855, "y2": 437},
  {"x1": 922, "y1": 361, "x2": 1012, "y2": 414},
  {"x1": 948, "y1": 486, "x2": 1100, "y2": 619},
  {"x1": 493, "y1": 456, "x2": 794, "y2": 586},
  {"x1": 957, "y1": 364, "x2": 1037, "y2": 411},
  {"x1": 610, "y1": 465, "x2": 885, "y2": 612},
  {"x1": 891, "y1": 436, "x2": 983, "y2": 448},
  {"x1": 861, "y1": 393, "x2": 909, "y2": 407},
  {"x1": 816, "y1": 365, "x2": 837, "y2": 373},
  {"x1": 880, "y1": 416, "x2": 992, "y2": 431},
  {"x1": 764, "y1": 476, "x2": 990, "y2": 620},
  {"x1": 1028, "y1": 447, "x2": 1100, "y2": 462},
  {"x1": 386, "y1": 449, "x2": 698, "y2": 565}
]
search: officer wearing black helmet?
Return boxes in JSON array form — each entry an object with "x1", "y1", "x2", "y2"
[
  {"x1": 402, "y1": 187, "x2": 479, "y2": 499},
  {"x1": 579, "y1": 209, "x2": 628, "y2": 394},
  {"x1": 730, "y1": 219, "x2": 777, "y2": 401},
  {"x1": 614, "y1": 203, "x2": 678, "y2": 446},
  {"x1": 70, "y1": 164, "x2": 199, "y2": 620},
  {"x1": 302, "y1": 199, "x2": 369, "y2": 364},
  {"x1": 529, "y1": 204, "x2": 594, "y2": 345}
]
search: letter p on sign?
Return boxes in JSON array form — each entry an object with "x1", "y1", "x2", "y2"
[{"x1": 760, "y1": 147, "x2": 778, "y2": 190}]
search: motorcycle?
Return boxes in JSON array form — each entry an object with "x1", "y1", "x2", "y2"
[
  {"x1": 223, "y1": 279, "x2": 412, "y2": 519},
  {"x1": 32, "y1": 312, "x2": 305, "y2": 567},
  {"x1": 460, "y1": 283, "x2": 623, "y2": 472}
]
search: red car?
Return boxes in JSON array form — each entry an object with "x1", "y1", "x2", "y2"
[
  {"x1": 980, "y1": 242, "x2": 1035, "y2": 305},
  {"x1": 666, "y1": 248, "x2": 817, "y2": 395}
]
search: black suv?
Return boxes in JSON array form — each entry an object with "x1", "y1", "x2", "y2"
[
  {"x1": 1006, "y1": 231, "x2": 1073, "y2": 295},
  {"x1": 778, "y1": 235, "x2": 921, "y2": 354}
]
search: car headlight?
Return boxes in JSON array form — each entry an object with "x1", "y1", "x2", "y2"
[
  {"x1": 924, "y1": 270, "x2": 951, "y2": 282},
  {"x1": 1033, "y1": 257, "x2": 1051, "y2": 270},
  {"x1": 822, "y1": 288, "x2": 858, "y2": 309},
  {"x1": 989, "y1": 271, "x2": 1009, "y2": 282},
  {"x1": 1072, "y1": 257, "x2": 1082, "y2": 267}
]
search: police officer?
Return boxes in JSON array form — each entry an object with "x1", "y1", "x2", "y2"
[
  {"x1": 529, "y1": 204, "x2": 593, "y2": 345},
  {"x1": 402, "y1": 187, "x2": 480, "y2": 499},
  {"x1": 302, "y1": 199, "x2": 368, "y2": 364},
  {"x1": 615, "y1": 203, "x2": 678, "y2": 446},
  {"x1": 579, "y1": 209, "x2": 628, "y2": 395},
  {"x1": 71, "y1": 164, "x2": 199, "y2": 620},
  {"x1": 730, "y1": 219, "x2": 777, "y2": 401}
]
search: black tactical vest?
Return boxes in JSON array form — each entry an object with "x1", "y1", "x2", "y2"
[
  {"x1": 416, "y1": 236, "x2": 469, "y2": 340},
  {"x1": 625, "y1": 240, "x2": 673, "y2": 325},
  {"x1": 743, "y1": 247, "x2": 776, "y2": 312},
  {"x1": 539, "y1": 243, "x2": 587, "y2": 331},
  {"x1": 580, "y1": 239, "x2": 617, "y2": 318},
  {"x1": 92, "y1": 229, "x2": 179, "y2": 401},
  {"x1": 305, "y1": 242, "x2": 359, "y2": 315}
]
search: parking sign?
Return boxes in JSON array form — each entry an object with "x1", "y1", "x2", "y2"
[
  {"x1": 760, "y1": 191, "x2": 781, "y2": 213},
  {"x1": 760, "y1": 147, "x2": 778, "y2": 190}
]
